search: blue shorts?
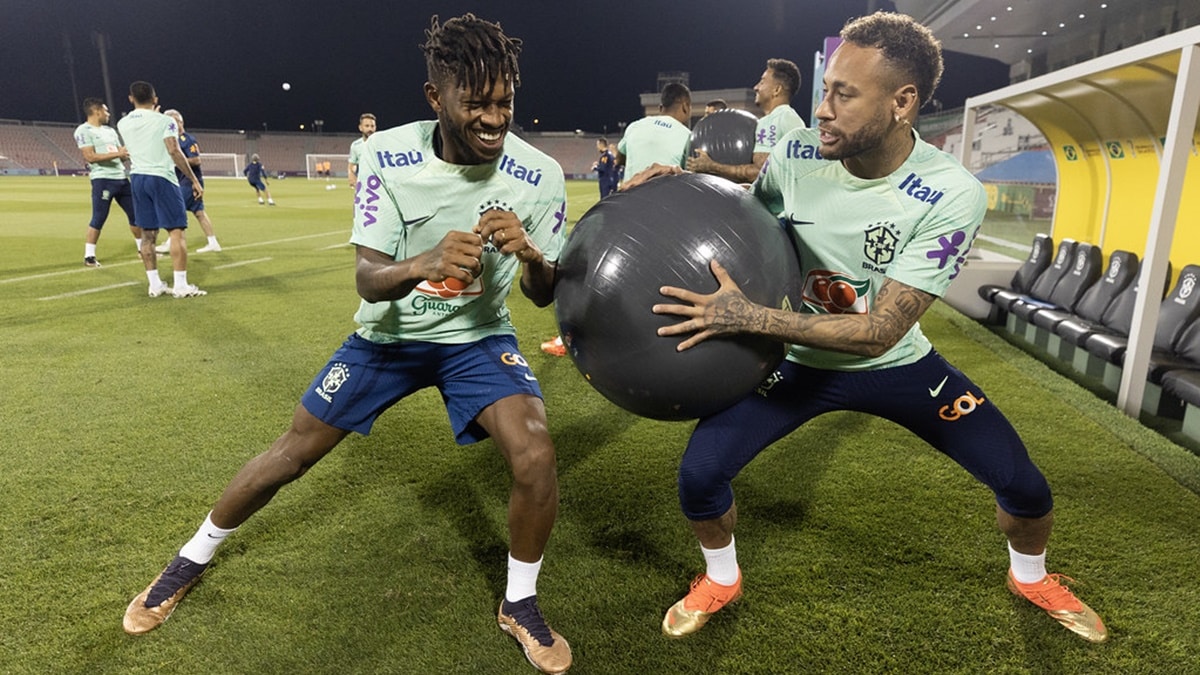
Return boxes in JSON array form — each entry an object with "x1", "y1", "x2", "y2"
[
  {"x1": 89, "y1": 178, "x2": 136, "y2": 229},
  {"x1": 300, "y1": 333, "x2": 543, "y2": 444},
  {"x1": 678, "y1": 350, "x2": 1052, "y2": 521},
  {"x1": 130, "y1": 174, "x2": 188, "y2": 230},
  {"x1": 247, "y1": 177, "x2": 267, "y2": 191},
  {"x1": 180, "y1": 177, "x2": 205, "y2": 213}
]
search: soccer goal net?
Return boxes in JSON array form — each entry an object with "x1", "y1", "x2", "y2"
[
  {"x1": 200, "y1": 153, "x2": 243, "y2": 178},
  {"x1": 306, "y1": 154, "x2": 350, "y2": 180}
]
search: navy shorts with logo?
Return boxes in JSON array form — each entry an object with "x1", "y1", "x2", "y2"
[
  {"x1": 89, "y1": 178, "x2": 136, "y2": 229},
  {"x1": 300, "y1": 333, "x2": 542, "y2": 444},
  {"x1": 678, "y1": 349, "x2": 1052, "y2": 521},
  {"x1": 180, "y1": 177, "x2": 205, "y2": 213},
  {"x1": 130, "y1": 174, "x2": 188, "y2": 230}
]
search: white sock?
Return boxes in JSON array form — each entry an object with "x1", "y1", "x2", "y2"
[
  {"x1": 173, "y1": 271, "x2": 188, "y2": 288},
  {"x1": 85, "y1": 243, "x2": 97, "y2": 257},
  {"x1": 701, "y1": 537, "x2": 740, "y2": 586},
  {"x1": 146, "y1": 271, "x2": 164, "y2": 288},
  {"x1": 134, "y1": 237, "x2": 142, "y2": 249},
  {"x1": 178, "y1": 512, "x2": 238, "y2": 564},
  {"x1": 1008, "y1": 543, "x2": 1047, "y2": 583},
  {"x1": 207, "y1": 236, "x2": 218, "y2": 246},
  {"x1": 505, "y1": 554, "x2": 542, "y2": 603}
]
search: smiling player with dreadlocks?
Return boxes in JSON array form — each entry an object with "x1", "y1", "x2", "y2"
[{"x1": 122, "y1": 14, "x2": 573, "y2": 672}]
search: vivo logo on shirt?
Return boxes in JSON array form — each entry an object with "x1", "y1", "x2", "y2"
[
  {"x1": 499, "y1": 155, "x2": 542, "y2": 186},
  {"x1": 375, "y1": 149, "x2": 425, "y2": 168},
  {"x1": 898, "y1": 172, "x2": 945, "y2": 205}
]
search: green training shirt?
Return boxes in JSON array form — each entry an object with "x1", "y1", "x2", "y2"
[
  {"x1": 752, "y1": 127, "x2": 986, "y2": 371},
  {"x1": 348, "y1": 137, "x2": 364, "y2": 167},
  {"x1": 753, "y1": 104, "x2": 806, "y2": 154},
  {"x1": 350, "y1": 121, "x2": 566, "y2": 344},
  {"x1": 73, "y1": 122, "x2": 127, "y2": 180},
  {"x1": 116, "y1": 109, "x2": 180, "y2": 184},
  {"x1": 617, "y1": 114, "x2": 691, "y2": 179}
]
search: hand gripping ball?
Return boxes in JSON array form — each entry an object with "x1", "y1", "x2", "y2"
[
  {"x1": 690, "y1": 109, "x2": 759, "y2": 165},
  {"x1": 553, "y1": 173, "x2": 803, "y2": 420}
]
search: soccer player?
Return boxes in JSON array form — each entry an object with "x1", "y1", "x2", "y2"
[
  {"x1": 347, "y1": 112, "x2": 377, "y2": 187},
  {"x1": 687, "y1": 59, "x2": 806, "y2": 183},
  {"x1": 74, "y1": 97, "x2": 141, "y2": 266},
  {"x1": 615, "y1": 82, "x2": 692, "y2": 183},
  {"x1": 123, "y1": 13, "x2": 573, "y2": 674},
  {"x1": 243, "y1": 154, "x2": 275, "y2": 205},
  {"x1": 592, "y1": 137, "x2": 617, "y2": 199},
  {"x1": 635, "y1": 12, "x2": 1108, "y2": 646},
  {"x1": 703, "y1": 98, "x2": 728, "y2": 117},
  {"x1": 161, "y1": 110, "x2": 221, "y2": 253},
  {"x1": 117, "y1": 81, "x2": 206, "y2": 298}
]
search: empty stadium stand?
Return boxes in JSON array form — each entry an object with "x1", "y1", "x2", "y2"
[{"x1": 1, "y1": 119, "x2": 614, "y2": 180}]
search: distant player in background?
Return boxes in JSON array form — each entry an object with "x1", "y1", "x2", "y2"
[
  {"x1": 161, "y1": 110, "x2": 221, "y2": 253},
  {"x1": 243, "y1": 153, "x2": 275, "y2": 205},
  {"x1": 117, "y1": 81, "x2": 206, "y2": 298},
  {"x1": 347, "y1": 112, "x2": 376, "y2": 187},
  {"x1": 703, "y1": 98, "x2": 728, "y2": 117},
  {"x1": 615, "y1": 82, "x2": 692, "y2": 184},
  {"x1": 74, "y1": 97, "x2": 141, "y2": 267},
  {"x1": 123, "y1": 13, "x2": 573, "y2": 673},
  {"x1": 592, "y1": 138, "x2": 617, "y2": 198},
  {"x1": 688, "y1": 58, "x2": 806, "y2": 183}
]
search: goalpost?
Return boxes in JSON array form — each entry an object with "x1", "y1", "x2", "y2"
[
  {"x1": 200, "y1": 153, "x2": 243, "y2": 178},
  {"x1": 306, "y1": 154, "x2": 350, "y2": 180}
]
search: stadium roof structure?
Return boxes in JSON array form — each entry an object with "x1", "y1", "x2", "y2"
[{"x1": 973, "y1": 149, "x2": 1055, "y2": 185}]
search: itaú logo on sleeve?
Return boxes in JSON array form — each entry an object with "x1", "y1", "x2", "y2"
[{"x1": 938, "y1": 390, "x2": 986, "y2": 421}]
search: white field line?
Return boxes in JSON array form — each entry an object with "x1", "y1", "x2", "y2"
[
  {"x1": 38, "y1": 281, "x2": 140, "y2": 301},
  {"x1": 213, "y1": 257, "x2": 273, "y2": 270},
  {"x1": 1, "y1": 230, "x2": 345, "y2": 285}
]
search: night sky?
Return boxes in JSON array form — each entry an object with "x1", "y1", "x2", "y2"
[{"x1": 1, "y1": 0, "x2": 1010, "y2": 135}]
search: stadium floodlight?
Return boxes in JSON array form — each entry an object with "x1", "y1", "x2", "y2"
[
  {"x1": 199, "y1": 153, "x2": 244, "y2": 179},
  {"x1": 305, "y1": 154, "x2": 350, "y2": 180}
]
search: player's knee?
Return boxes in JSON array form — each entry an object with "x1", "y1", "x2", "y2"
[
  {"x1": 994, "y1": 463, "x2": 1053, "y2": 519},
  {"x1": 677, "y1": 464, "x2": 733, "y2": 521}
]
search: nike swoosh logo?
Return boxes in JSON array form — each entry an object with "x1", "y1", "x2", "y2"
[
  {"x1": 524, "y1": 373, "x2": 538, "y2": 381},
  {"x1": 929, "y1": 376, "x2": 948, "y2": 397},
  {"x1": 787, "y1": 218, "x2": 815, "y2": 226}
]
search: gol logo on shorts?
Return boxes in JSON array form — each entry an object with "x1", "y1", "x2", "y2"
[
  {"x1": 938, "y1": 391, "x2": 986, "y2": 421},
  {"x1": 500, "y1": 352, "x2": 528, "y2": 367}
]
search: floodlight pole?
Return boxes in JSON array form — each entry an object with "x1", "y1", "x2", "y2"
[{"x1": 92, "y1": 31, "x2": 116, "y2": 117}]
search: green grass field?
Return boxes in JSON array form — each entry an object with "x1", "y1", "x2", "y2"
[{"x1": 2, "y1": 176, "x2": 1199, "y2": 674}]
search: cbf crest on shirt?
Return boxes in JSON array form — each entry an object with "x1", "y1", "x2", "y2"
[
  {"x1": 350, "y1": 121, "x2": 566, "y2": 345},
  {"x1": 753, "y1": 127, "x2": 987, "y2": 371}
]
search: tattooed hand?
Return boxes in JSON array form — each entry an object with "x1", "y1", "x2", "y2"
[{"x1": 653, "y1": 260, "x2": 765, "y2": 351}]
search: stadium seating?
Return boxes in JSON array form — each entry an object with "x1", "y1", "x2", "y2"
[
  {"x1": 1008, "y1": 242, "x2": 1102, "y2": 347},
  {"x1": 1084, "y1": 265, "x2": 1200, "y2": 404},
  {"x1": 977, "y1": 233, "x2": 1053, "y2": 319},
  {"x1": 1033, "y1": 249, "x2": 1139, "y2": 361},
  {"x1": 1161, "y1": 322, "x2": 1200, "y2": 442},
  {"x1": 990, "y1": 238, "x2": 1077, "y2": 341}
]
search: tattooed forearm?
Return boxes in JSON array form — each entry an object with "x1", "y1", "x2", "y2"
[{"x1": 756, "y1": 278, "x2": 937, "y2": 357}]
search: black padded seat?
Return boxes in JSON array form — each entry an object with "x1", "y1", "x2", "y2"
[
  {"x1": 1083, "y1": 265, "x2": 1200, "y2": 365},
  {"x1": 1163, "y1": 370, "x2": 1200, "y2": 407},
  {"x1": 1011, "y1": 242, "x2": 1102, "y2": 323},
  {"x1": 1056, "y1": 256, "x2": 1163, "y2": 347},
  {"x1": 978, "y1": 233, "x2": 1053, "y2": 303},
  {"x1": 994, "y1": 239, "x2": 1077, "y2": 312},
  {"x1": 1147, "y1": 319, "x2": 1200, "y2": 383},
  {"x1": 1033, "y1": 250, "x2": 1137, "y2": 332}
]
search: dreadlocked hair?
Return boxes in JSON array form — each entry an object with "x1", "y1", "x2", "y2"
[{"x1": 422, "y1": 14, "x2": 522, "y2": 96}]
